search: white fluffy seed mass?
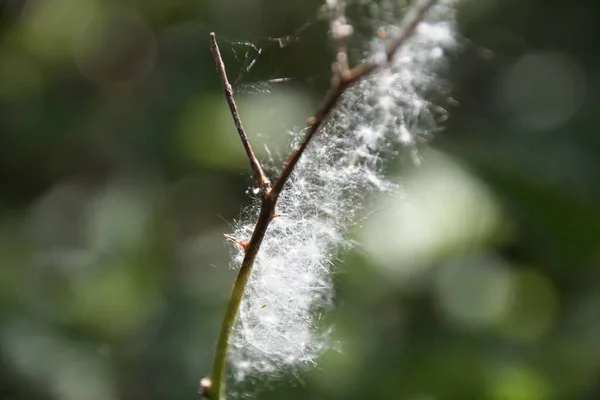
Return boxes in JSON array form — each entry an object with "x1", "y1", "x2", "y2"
[{"x1": 227, "y1": 0, "x2": 459, "y2": 382}]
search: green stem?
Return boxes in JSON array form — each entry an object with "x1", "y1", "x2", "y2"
[
  {"x1": 209, "y1": 200, "x2": 275, "y2": 400},
  {"x1": 209, "y1": 264, "x2": 252, "y2": 400}
]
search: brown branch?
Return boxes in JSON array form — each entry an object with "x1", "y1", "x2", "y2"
[
  {"x1": 271, "y1": 0, "x2": 439, "y2": 197},
  {"x1": 205, "y1": 1, "x2": 439, "y2": 398},
  {"x1": 209, "y1": 33, "x2": 271, "y2": 192},
  {"x1": 354, "y1": 0, "x2": 439, "y2": 77}
]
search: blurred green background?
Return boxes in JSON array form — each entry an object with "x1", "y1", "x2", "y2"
[{"x1": 1, "y1": 0, "x2": 600, "y2": 399}]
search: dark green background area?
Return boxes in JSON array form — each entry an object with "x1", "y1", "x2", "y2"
[{"x1": 1, "y1": 0, "x2": 600, "y2": 399}]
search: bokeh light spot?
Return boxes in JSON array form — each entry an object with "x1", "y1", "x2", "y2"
[
  {"x1": 436, "y1": 255, "x2": 513, "y2": 329},
  {"x1": 489, "y1": 365, "x2": 550, "y2": 400},
  {"x1": 362, "y1": 151, "x2": 504, "y2": 283},
  {"x1": 497, "y1": 51, "x2": 585, "y2": 132}
]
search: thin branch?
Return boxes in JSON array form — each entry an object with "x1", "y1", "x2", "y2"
[
  {"x1": 210, "y1": 33, "x2": 271, "y2": 192},
  {"x1": 205, "y1": 1, "x2": 439, "y2": 398},
  {"x1": 271, "y1": 0, "x2": 439, "y2": 197},
  {"x1": 352, "y1": 0, "x2": 439, "y2": 78}
]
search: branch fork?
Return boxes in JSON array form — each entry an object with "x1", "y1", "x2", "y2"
[{"x1": 204, "y1": 1, "x2": 439, "y2": 398}]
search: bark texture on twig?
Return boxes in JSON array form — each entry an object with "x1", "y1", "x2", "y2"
[{"x1": 209, "y1": 33, "x2": 271, "y2": 193}]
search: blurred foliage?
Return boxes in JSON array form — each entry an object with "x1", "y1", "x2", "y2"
[{"x1": 1, "y1": 0, "x2": 600, "y2": 399}]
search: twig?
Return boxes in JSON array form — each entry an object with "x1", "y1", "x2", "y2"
[
  {"x1": 272, "y1": 0, "x2": 438, "y2": 196},
  {"x1": 351, "y1": 0, "x2": 439, "y2": 78},
  {"x1": 209, "y1": 33, "x2": 271, "y2": 192},
  {"x1": 205, "y1": 1, "x2": 438, "y2": 398}
]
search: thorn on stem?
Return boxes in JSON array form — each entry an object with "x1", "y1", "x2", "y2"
[
  {"x1": 271, "y1": 213, "x2": 283, "y2": 221},
  {"x1": 224, "y1": 234, "x2": 250, "y2": 252}
]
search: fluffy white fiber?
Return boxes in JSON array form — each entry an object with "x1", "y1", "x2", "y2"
[{"x1": 227, "y1": 0, "x2": 459, "y2": 382}]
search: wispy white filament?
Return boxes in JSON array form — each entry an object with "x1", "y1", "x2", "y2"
[{"x1": 227, "y1": 0, "x2": 459, "y2": 382}]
